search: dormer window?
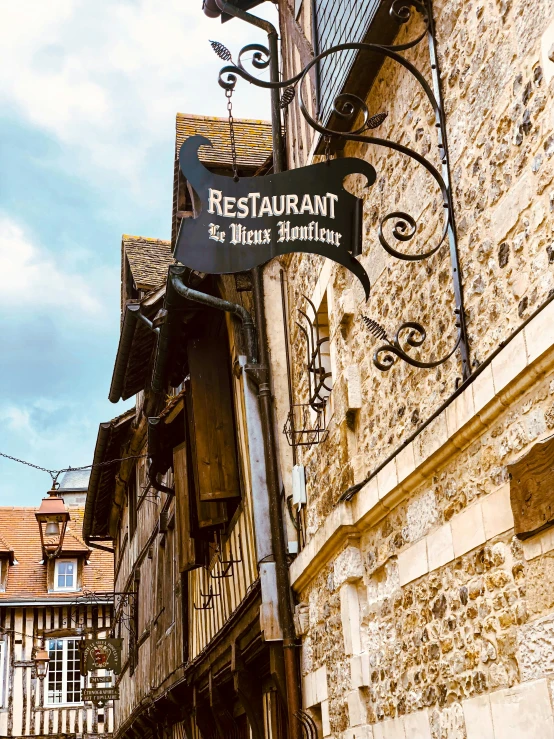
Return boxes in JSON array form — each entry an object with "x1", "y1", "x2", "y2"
[{"x1": 54, "y1": 560, "x2": 77, "y2": 592}]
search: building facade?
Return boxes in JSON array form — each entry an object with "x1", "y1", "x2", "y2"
[
  {"x1": 84, "y1": 0, "x2": 554, "y2": 737},
  {"x1": 0, "y1": 471, "x2": 114, "y2": 739},
  {"x1": 260, "y1": 0, "x2": 554, "y2": 738},
  {"x1": 83, "y1": 114, "x2": 293, "y2": 739}
]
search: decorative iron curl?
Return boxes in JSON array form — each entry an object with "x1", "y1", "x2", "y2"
[
  {"x1": 373, "y1": 312, "x2": 462, "y2": 371},
  {"x1": 388, "y1": 0, "x2": 430, "y2": 51},
  {"x1": 238, "y1": 42, "x2": 270, "y2": 71},
  {"x1": 218, "y1": 37, "x2": 450, "y2": 261},
  {"x1": 295, "y1": 43, "x2": 450, "y2": 261},
  {"x1": 295, "y1": 710, "x2": 319, "y2": 739}
]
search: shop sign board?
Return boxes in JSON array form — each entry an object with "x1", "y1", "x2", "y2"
[
  {"x1": 81, "y1": 639, "x2": 122, "y2": 675},
  {"x1": 83, "y1": 687, "x2": 119, "y2": 707},
  {"x1": 175, "y1": 135, "x2": 375, "y2": 299}
]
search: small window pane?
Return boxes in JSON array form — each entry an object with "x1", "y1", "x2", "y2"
[{"x1": 56, "y1": 561, "x2": 75, "y2": 590}]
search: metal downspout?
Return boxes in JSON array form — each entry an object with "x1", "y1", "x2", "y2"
[
  {"x1": 169, "y1": 265, "x2": 258, "y2": 363},
  {"x1": 205, "y1": 3, "x2": 301, "y2": 735}
]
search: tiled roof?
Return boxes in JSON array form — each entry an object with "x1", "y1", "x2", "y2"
[
  {"x1": 0, "y1": 508, "x2": 113, "y2": 601},
  {"x1": 175, "y1": 113, "x2": 273, "y2": 171},
  {"x1": 123, "y1": 235, "x2": 173, "y2": 292},
  {"x1": 0, "y1": 534, "x2": 14, "y2": 564}
]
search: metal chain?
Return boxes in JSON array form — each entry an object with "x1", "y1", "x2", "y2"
[
  {"x1": 225, "y1": 88, "x2": 239, "y2": 182},
  {"x1": 0, "y1": 451, "x2": 148, "y2": 484},
  {"x1": 324, "y1": 136, "x2": 331, "y2": 164}
]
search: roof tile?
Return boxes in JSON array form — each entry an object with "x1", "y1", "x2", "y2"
[
  {"x1": 123, "y1": 235, "x2": 173, "y2": 292},
  {"x1": 176, "y1": 113, "x2": 273, "y2": 170},
  {"x1": 0, "y1": 508, "x2": 112, "y2": 601}
]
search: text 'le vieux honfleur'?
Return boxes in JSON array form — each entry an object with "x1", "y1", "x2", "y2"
[{"x1": 206, "y1": 189, "x2": 344, "y2": 247}]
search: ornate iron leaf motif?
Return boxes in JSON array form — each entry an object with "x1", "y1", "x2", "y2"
[
  {"x1": 175, "y1": 135, "x2": 374, "y2": 299},
  {"x1": 210, "y1": 40, "x2": 232, "y2": 62},
  {"x1": 365, "y1": 111, "x2": 388, "y2": 129},
  {"x1": 280, "y1": 86, "x2": 296, "y2": 109},
  {"x1": 361, "y1": 315, "x2": 388, "y2": 341}
]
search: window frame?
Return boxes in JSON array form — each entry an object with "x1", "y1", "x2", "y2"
[
  {"x1": 53, "y1": 559, "x2": 78, "y2": 593},
  {"x1": 46, "y1": 637, "x2": 83, "y2": 706}
]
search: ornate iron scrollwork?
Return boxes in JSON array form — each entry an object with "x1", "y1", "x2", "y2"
[
  {"x1": 296, "y1": 295, "x2": 332, "y2": 413},
  {"x1": 213, "y1": 0, "x2": 470, "y2": 379}
]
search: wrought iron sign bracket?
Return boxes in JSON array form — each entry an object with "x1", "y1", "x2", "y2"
[{"x1": 214, "y1": 0, "x2": 471, "y2": 381}]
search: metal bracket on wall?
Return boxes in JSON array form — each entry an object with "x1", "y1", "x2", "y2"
[
  {"x1": 213, "y1": 0, "x2": 471, "y2": 381},
  {"x1": 193, "y1": 579, "x2": 221, "y2": 611},
  {"x1": 296, "y1": 294, "x2": 332, "y2": 413},
  {"x1": 210, "y1": 535, "x2": 242, "y2": 580}
]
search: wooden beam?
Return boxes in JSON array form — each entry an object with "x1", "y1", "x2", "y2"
[{"x1": 231, "y1": 641, "x2": 265, "y2": 739}]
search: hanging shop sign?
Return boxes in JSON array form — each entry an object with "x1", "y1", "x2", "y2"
[
  {"x1": 81, "y1": 639, "x2": 123, "y2": 675},
  {"x1": 175, "y1": 135, "x2": 375, "y2": 299},
  {"x1": 90, "y1": 675, "x2": 113, "y2": 685},
  {"x1": 83, "y1": 687, "x2": 120, "y2": 707}
]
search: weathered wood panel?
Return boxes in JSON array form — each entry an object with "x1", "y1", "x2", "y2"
[
  {"x1": 174, "y1": 440, "x2": 198, "y2": 572},
  {"x1": 189, "y1": 505, "x2": 257, "y2": 660},
  {"x1": 187, "y1": 337, "x2": 241, "y2": 502}
]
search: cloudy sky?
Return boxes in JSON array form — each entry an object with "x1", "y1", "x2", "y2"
[{"x1": 0, "y1": 0, "x2": 277, "y2": 504}]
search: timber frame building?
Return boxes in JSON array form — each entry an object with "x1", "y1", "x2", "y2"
[
  {"x1": 0, "y1": 471, "x2": 114, "y2": 739},
  {"x1": 83, "y1": 114, "x2": 291, "y2": 739}
]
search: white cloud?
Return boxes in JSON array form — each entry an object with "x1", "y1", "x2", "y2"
[
  {"x1": 0, "y1": 0, "x2": 277, "y2": 186},
  {"x1": 0, "y1": 215, "x2": 103, "y2": 315}
]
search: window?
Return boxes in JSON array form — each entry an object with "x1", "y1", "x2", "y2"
[
  {"x1": 314, "y1": 0, "x2": 381, "y2": 122},
  {"x1": 54, "y1": 560, "x2": 77, "y2": 592},
  {"x1": 47, "y1": 638, "x2": 82, "y2": 705}
]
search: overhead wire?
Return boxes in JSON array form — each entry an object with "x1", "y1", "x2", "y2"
[{"x1": 0, "y1": 452, "x2": 149, "y2": 485}]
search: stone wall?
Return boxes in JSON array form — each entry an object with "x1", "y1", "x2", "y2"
[
  {"x1": 270, "y1": 0, "x2": 554, "y2": 736},
  {"x1": 274, "y1": 0, "x2": 554, "y2": 528},
  {"x1": 294, "y1": 349, "x2": 554, "y2": 738}
]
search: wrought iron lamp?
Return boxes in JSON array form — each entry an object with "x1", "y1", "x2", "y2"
[
  {"x1": 34, "y1": 646, "x2": 49, "y2": 680},
  {"x1": 35, "y1": 485, "x2": 70, "y2": 560}
]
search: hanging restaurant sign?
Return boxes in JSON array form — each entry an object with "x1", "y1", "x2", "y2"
[
  {"x1": 175, "y1": 135, "x2": 375, "y2": 299},
  {"x1": 81, "y1": 639, "x2": 123, "y2": 675}
]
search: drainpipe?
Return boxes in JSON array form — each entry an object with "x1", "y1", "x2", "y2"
[
  {"x1": 169, "y1": 265, "x2": 258, "y2": 363},
  {"x1": 204, "y1": 3, "x2": 301, "y2": 736}
]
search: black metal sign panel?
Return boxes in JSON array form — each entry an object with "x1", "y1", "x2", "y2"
[
  {"x1": 81, "y1": 639, "x2": 122, "y2": 675},
  {"x1": 175, "y1": 136, "x2": 375, "y2": 298},
  {"x1": 90, "y1": 675, "x2": 113, "y2": 685},
  {"x1": 83, "y1": 687, "x2": 119, "y2": 707}
]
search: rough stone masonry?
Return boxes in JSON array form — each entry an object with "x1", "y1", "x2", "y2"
[{"x1": 266, "y1": 0, "x2": 554, "y2": 737}]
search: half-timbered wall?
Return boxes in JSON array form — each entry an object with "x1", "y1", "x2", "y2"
[
  {"x1": 0, "y1": 603, "x2": 113, "y2": 738},
  {"x1": 187, "y1": 311, "x2": 260, "y2": 660},
  {"x1": 113, "y1": 447, "x2": 184, "y2": 734},
  {"x1": 188, "y1": 504, "x2": 257, "y2": 659}
]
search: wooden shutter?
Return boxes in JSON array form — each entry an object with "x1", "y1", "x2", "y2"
[
  {"x1": 173, "y1": 441, "x2": 198, "y2": 572},
  {"x1": 187, "y1": 337, "x2": 241, "y2": 502}
]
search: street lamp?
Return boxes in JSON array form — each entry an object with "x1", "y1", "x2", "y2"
[
  {"x1": 34, "y1": 647, "x2": 49, "y2": 680},
  {"x1": 35, "y1": 485, "x2": 70, "y2": 559}
]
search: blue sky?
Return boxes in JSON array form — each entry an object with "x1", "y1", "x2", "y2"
[{"x1": 0, "y1": 0, "x2": 277, "y2": 504}]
